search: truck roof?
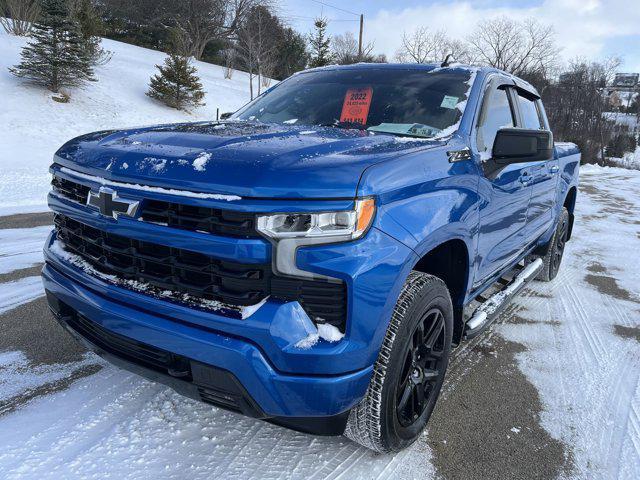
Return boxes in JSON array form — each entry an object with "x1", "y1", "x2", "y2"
[{"x1": 300, "y1": 62, "x2": 540, "y2": 98}]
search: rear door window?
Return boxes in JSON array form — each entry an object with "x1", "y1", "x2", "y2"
[{"x1": 518, "y1": 94, "x2": 543, "y2": 129}]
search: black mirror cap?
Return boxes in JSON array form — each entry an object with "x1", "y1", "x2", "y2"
[
  {"x1": 492, "y1": 128, "x2": 554, "y2": 164},
  {"x1": 220, "y1": 112, "x2": 233, "y2": 120}
]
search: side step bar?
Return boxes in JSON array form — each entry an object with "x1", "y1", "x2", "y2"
[{"x1": 464, "y1": 258, "x2": 543, "y2": 339}]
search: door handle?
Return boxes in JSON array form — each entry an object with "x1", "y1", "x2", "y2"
[
  {"x1": 549, "y1": 165, "x2": 559, "y2": 174},
  {"x1": 519, "y1": 173, "x2": 532, "y2": 186}
]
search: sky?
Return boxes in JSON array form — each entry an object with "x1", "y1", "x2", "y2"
[{"x1": 278, "y1": 0, "x2": 640, "y2": 72}]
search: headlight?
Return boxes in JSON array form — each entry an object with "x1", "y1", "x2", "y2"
[
  {"x1": 256, "y1": 198, "x2": 376, "y2": 240},
  {"x1": 256, "y1": 198, "x2": 376, "y2": 280}
]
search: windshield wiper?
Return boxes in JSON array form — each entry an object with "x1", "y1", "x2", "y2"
[
  {"x1": 367, "y1": 123, "x2": 441, "y2": 139},
  {"x1": 318, "y1": 120, "x2": 367, "y2": 130}
]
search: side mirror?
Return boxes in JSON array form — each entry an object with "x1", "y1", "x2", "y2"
[
  {"x1": 492, "y1": 128, "x2": 553, "y2": 164},
  {"x1": 220, "y1": 112, "x2": 233, "y2": 120}
]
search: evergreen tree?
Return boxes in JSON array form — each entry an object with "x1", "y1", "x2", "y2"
[
  {"x1": 70, "y1": 0, "x2": 111, "y2": 65},
  {"x1": 147, "y1": 54, "x2": 205, "y2": 110},
  {"x1": 9, "y1": 0, "x2": 94, "y2": 93},
  {"x1": 308, "y1": 17, "x2": 332, "y2": 68},
  {"x1": 274, "y1": 28, "x2": 308, "y2": 79}
]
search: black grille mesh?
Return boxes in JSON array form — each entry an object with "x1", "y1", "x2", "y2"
[
  {"x1": 52, "y1": 176, "x2": 90, "y2": 204},
  {"x1": 55, "y1": 214, "x2": 269, "y2": 306},
  {"x1": 53, "y1": 214, "x2": 347, "y2": 329},
  {"x1": 141, "y1": 199, "x2": 258, "y2": 238}
]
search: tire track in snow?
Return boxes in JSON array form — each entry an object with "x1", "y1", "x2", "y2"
[
  {"x1": 629, "y1": 402, "x2": 640, "y2": 474},
  {"x1": 561, "y1": 282, "x2": 602, "y2": 367},
  {"x1": 567, "y1": 280, "x2": 608, "y2": 358},
  {"x1": 560, "y1": 281, "x2": 640, "y2": 479},
  {"x1": 0, "y1": 373, "x2": 163, "y2": 476},
  {"x1": 603, "y1": 359, "x2": 638, "y2": 479},
  {"x1": 604, "y1": 293, "x2": 636, "y2": 329},
  {"x1": 0, "y1": 364, "x2": 432, "y2": 480}
]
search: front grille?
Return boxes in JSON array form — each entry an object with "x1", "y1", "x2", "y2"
[
  {"x1": 68, "y1": 310, "x2": 177, "y2": 373},
  {"x1": 53, "y1": 214, "x2": 347, "y2": 329},
  {"x1": 51, "y1": 175, "x2": 259, "y2": 238},
  {"x1": 55, "y1": 214, "x2": 268, "y2": 306},
  {"x1": 141, "y1": 199, "x2": 258, "y2": 238},
  {"x1": 52, "y1": 176, "x2": 90, "y2": 204}
]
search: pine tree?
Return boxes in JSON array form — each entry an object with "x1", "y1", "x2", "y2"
[
  {"x1": 71, "y1": 0, "x2": 111, "y2": 66},
  {"x1": 9, "y1": 0, "x2": 94, "y2": 93},
  {"x1": 147, "y1": 54, "x2": 205, "y2": 110},
  {"x1": 308, "y1": 17, "x2": 333, "y2": 68}
]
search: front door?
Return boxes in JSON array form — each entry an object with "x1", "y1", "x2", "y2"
[{"x1": 474, "y1": 82, "x2": 533, "y2": 285}]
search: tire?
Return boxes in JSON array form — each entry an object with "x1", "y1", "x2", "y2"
[
  {"x1": 537, "y1": 207, "x2": 570, "y2": 282},
  {"x1": 344, "y1": 272, "x2": 453, "y2": 453}
]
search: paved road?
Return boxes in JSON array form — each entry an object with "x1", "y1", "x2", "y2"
[{"x1": 1, "y1": 168, "x2": 638, "y2": 479}]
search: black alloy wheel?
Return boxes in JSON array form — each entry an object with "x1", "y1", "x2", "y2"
[{"x1": 396, "y1": 308, "x2": 446, "y2": 427}]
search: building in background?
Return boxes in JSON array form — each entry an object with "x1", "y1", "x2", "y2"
[{"x1": 605, "y1": 73, "x2": 639, "y2": 111}]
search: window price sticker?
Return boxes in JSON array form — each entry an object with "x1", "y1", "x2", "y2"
[
  {"x1": 440, "y1": 95, "x2": 459, "y2": 109},
  {"x1": 340, "y1": 87, "x2": 373, "y2": 125}
]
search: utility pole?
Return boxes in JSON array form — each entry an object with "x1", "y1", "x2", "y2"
[{"x1": 358, "y1": 14, "x2": 363, "y2": 60}]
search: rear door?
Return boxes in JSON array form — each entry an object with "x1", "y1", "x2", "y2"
[
  {"x1": 515, "y1": 91, "x2": 558, "y2": 240},
  {"x1": 474, "y1": 79, "x2": 533, "y2": 285}
]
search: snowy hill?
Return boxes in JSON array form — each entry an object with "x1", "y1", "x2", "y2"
[{"x1": 0, "y1": 31, "x2": 262, "y2": 215}]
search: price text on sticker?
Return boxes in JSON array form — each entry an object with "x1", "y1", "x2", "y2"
[{"x1": 340, "y1": 87, "x2": 373, "y2": 125}]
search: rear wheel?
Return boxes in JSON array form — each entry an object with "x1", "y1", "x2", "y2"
[
  {"x1": 537, "y1": 207, "x2": 569, "y2": 282},
  {"x1": 344, "y1": 272, "x2": 453, "y2": 453}
]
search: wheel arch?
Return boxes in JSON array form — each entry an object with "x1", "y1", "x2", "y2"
[
  {"x1": 411, "y1": 238, "x2": 470, "y2": 345},
  {"x1": 563, "y1": 186, "x2": 577, "y2": 240}
]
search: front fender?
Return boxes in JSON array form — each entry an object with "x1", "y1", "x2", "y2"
[{"x1": 359, "y1": 147, "x2": 481, "y2": 302}]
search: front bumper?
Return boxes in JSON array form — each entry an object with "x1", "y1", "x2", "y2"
[
  {"x1": 43, "y1": 260, "x2": 374, "y2": 422},
  {"x1": 45, "y1": 290, "x2": 353, "y2": 434}
]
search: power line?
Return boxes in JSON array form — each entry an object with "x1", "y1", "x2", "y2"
[
  {"x1": 300, "y1": 0, "x2": 366, "y2": 58},
  {"x1": 284, "y1": 15, "x2": 359, "y2": 22},
  {"x1": 309, "y1": 0, "x2": 360, "y2": 17}
]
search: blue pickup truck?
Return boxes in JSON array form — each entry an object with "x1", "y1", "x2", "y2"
[{"x1": 43, "y1": 63, "x2": 580, "y2": 452}]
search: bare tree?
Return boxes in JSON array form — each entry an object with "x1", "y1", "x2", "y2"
[
  {"x1": 395, "y1": 27, "x2": 444, "y2": 63},
  {"x1": 467, "y1": 17, "x2": 559, "y2": 76},
  {"x1": 223, "y1": 47, "x2": 235, "y2": 79},
  {"x1": 261, "y1": 58, "x2": 274, "y2": 87},
  {"x1": 102, "y1": 0, "x2": 266, "y2": 59},
  {"x1": 235, "y1": 6, "x2": 277, "y2": 99},
  {"x1": 0, "y1": 0, "x2": 41, "y2": 36},
  {"x1": 332, "y1": 31, "x2": 374, "y2": 64},
  {"x1": 395, "y1": 27, "x2": 470, "y2": 64},
  {"x1": 544, "y1": 57, "x2": 621, "y2": 164},
  {"x1": 172, "y1": 0, "x2": 266, "y2": 60}
]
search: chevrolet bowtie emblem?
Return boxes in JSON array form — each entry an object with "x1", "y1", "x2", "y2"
[{"x1": 87, "y1": 187, "x2": 139, "y2": 219}]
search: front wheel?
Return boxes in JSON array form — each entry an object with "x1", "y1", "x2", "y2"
[{"x1": 344, "y1": 272, "x2": 453, "y2": 453}]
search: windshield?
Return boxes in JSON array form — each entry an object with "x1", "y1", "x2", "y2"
[{"x1": 233, "y1": 67, "x2": 475, "y2": 138}]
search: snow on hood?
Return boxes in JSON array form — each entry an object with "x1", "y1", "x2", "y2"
[{"x1": 53, "y1": 121, "x2": 444, "y2": 200}]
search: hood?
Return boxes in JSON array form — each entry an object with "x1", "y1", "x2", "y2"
[{"x1": 54, "y1": 121, "x2": 442, "y2": 199}]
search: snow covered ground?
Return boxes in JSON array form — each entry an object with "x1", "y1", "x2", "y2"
[
  {"x1": 496, "y1": 164, "x2": 640, "y2": 479},
  {"x1": 0, "y1": 225, "x2": 50, "y2": 273},
  {"x1": 0, "y1": 31, "x2": 260, "y2": 215},
  {"x1": 0, "y1": 165, "x2": 638, "y2": 479}
]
